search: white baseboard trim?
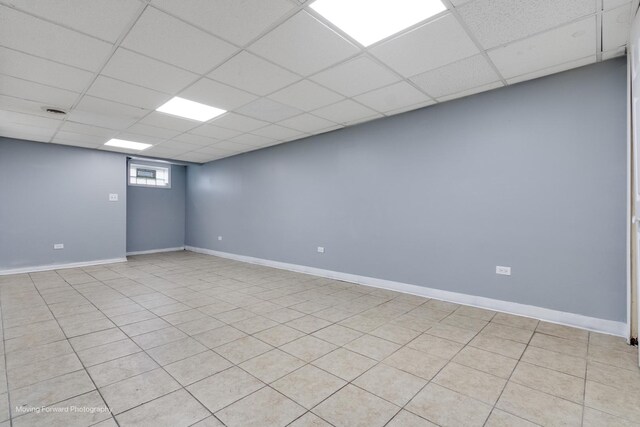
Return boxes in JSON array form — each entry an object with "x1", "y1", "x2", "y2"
[
  {"x1": 186, "y1": 246, "x2": 628, "y2": 337},
  {"x1": 0, "y1": 257, "x2": 128, "y2": 276},
  {"x1": 127, "y1": 246, "x2": 185, "y2": 256}
]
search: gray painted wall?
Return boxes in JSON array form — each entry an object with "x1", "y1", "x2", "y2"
[
  {"x1": 186, "y1": 59, "x2": 628, "y2": 322},
  {"x1": 127, "y1": 163, "x2": 186, "y2": 253},
  {"x1": 0, "y1": 138, "x2": 127, "y2": 270}
]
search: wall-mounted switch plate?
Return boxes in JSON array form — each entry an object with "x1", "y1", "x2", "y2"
[
  {"x1": 496, "y1": 266, "x2": 511, "y2": 276},
  {"x1": 317, "y1": 246, "x2": 325, "y2": 253},
  {"x1": 218, "y1": 236, "x2": 223, "y2": 241},
  {"x1": 109, "y1": 193, "x2": 118, "y2": 202},
  {"x1": 53, "y1": 243, "x2": 64, "y2": 250}
]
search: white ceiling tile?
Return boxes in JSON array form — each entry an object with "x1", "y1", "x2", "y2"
[
  {"x1": 603, "y1": 0, "x2": 631, "y2": 10},
  {"x1": 4, "y1": 0, "x2": 143, "y2": 42},
  {"x1": 208, "y1": 113, "x2": 269, "y2": 132},
  {"x1": 65, "y1": 111, "x2": 132, "y2": 129},
  {"x1": 354, "y1": 81, "x2": 432, "y2": 113},
  {"x1": 151, "y1": 0, "x2": 295, "y2": 46},
  {"x1": 0, "y1": 94, "x2": 67, "y2": 119},
  {"x1": 138, "y1": 111, "x2": 201, "y2": 132},
  {"x1": 449, "y1": 0, "x2": 472, "y2": 6},
  {"x1": 53, "y1": 139, "x2": 104, "y2": 149},
  {"x1": 190, "y1": 124, "x2": 242, "y2": 139},
  {"x1": 154, "y1": 140, "x2": 202, "y2": 152},
  {"x1": 0, "y1": 47, "x2": 94, "y2": 92},
  {"x1": 312, "y1": 99, "x2": 380, "y2": 124},
  {"x1": 100, "y1": 144, "x2": 152, "y2": 154},
  {"x1": 113, "y1": 132, "x2": 165, "y2": 145},
  {"x1": 488, "y1": 17, "x2": 596, "y2": 79},
  {"x1": 344, "y1": 114, "x2": 383, "y2": 126},
  {"x1": 249, "y1": 11, "x2": 360, "y2": 76},
  {"x1": 0, "y1": 5, "x2": 113, "y2": 71},
  {"x1": 602, "y1": 4, "x2": 633, "y2": 51},
  {"x1": 410, "y1": 55, "x2": 500, "y2": 98},
  {"x1": 174, "y1": 152, "x2": 216, "y2": 163},
  {"x1": 51, "y1": 131, "x2": 106, "y2": 147},
  {"x1": 236, "y1": 98, "x2": 302, "y2": 122},
  {"x1": 74, "y1": 95, "x2": 147, "y2": 118},
  {"x1": 59, "y1": 121, "x2": 118, "y2": 138},
  {"x1": 278, "y1": 113, "x2": 338, "y2": 133},
  {"x1": 310, "y1": 56, "x2": 401, "y2": 97},
  {"x1": 126, "y1": 123, "x2": 181, "y2": 139},
  {"x1": 229, "y1": 133, "x2": 276, "y2": 147},
  {"x1": 143, "y1": 144, "x2": 185, "y2": 156},
  {"x1": 0, "y1": 109, "x2": 62, "y2": 129},
  {"x1": 193, "y1": 145, "x2": 235, "y2": 155},
  {"x1": 269, "y1": 80, "x2": 344, "y2": 111},
  {"x1": 384, "y1": 99, "x2": 436, "y2": 116},
  {"x1": 172, "y1": 133, "x2": 220, "y2": 146},
  {"x1": 122, "y1": 7, "x2": 237, "y2": 74},
  {"x1": 87, "y1": 76, "x2": 171, "y2": 110},
  {"x1": 102, "y1": 48, "x2": 199, "y2": 94},
  {"x1": 437, "y1": 81, "x2": 504, "y2": 102},
  {"x1": 208, "y1": 51, "x2": 301, "y2": 96},
  {"x1": 0, "y1": 75, "x2": 78, "y2": 109},
  {"x1": 134, "y1": 152, "x2": 176, "y2": 161},
  {"x1": 457, "y1": 0, "x2": 596, "y2": 49},
  {"x1": 505, "y1": 55, "x2": 596, "y2": 84},
  {"x1": 207, "y1": 140, "x2": 252, "y2": 152},
  {"x1": 68, "y1": 96, "x2": 148, "y2": 129},
  {"x1": 370, "y1": 14, "x2": 479, "y2": 77},
  {"x1": 180, "y1": 78, "x2": 257, "y2": 111},
  {"x1": 0, "y1": 124, "x2": 55, "y2": 142},
  {"x1": 247, "y1": 140, "x2": 281, "y2": 149},
  {"x1": 251, "y1": 124, "x2": 305, "y2": 141},
  {"x1": 602, "y1": 46, "x2": 627, "y2": 60}
]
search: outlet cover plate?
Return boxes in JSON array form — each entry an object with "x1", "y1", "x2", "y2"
[{"x1": 496, "y1": 266, "x2": 511, "y2": 276}]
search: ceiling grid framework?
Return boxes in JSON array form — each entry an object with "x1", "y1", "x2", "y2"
[{"x1": 0, "y1": 0, "x2": 637, "y2": 163}]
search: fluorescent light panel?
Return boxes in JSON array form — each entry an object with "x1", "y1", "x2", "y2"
[
  {"x1": 105, "y1": 138, "x2": 152, "y2": 151},
  {"x1": 156, "y1": 97, "x2": 226, "y2": 122},
  {"x1": 310, "y1": 0, "x2": 447, "y2": 47}
]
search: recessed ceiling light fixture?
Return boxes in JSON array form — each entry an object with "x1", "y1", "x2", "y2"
[
  {"x1": 104, "y1": 138, "x2": 152, "y2": 151},
  {"x1": 156, "y1": 97, "x2": 226, "y2": 122},
  {"x1": 310, "y1": 0, "x2": 447, "y2": 47}
]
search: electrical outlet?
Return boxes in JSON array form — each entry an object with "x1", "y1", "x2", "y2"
[
  {"x1": 218, "y1": 236, "x2": 223, "y2": 241},
  {"x1": 109, "y1": 193, "x2": 118, "y2": 202},
  {"x1": 317, "y1": 247, "x2": 325, "y2": 253},
  {"x1": 496, "y1": 266, "x2": 511, "y2": 276},
  {"x1": 53, "y1": 243, "x2": 64, "y2": 250}
]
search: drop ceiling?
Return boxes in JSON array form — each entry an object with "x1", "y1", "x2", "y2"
[{"x1": 0, "y1": 0, "x2": 636, "y2": 163}]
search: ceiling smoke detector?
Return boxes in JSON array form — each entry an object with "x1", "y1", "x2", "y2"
[{"x1": 42, "y1": 107, "x2": 67, "y2": 116}]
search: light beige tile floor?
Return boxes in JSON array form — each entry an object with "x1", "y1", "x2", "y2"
[{"x1": 0, "y1": 250, "x2": 637, "y2": 426}]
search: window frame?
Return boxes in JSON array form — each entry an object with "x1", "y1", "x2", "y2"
[{"x1": 128, "y1": 161, "x2": 172, "y2": 189}]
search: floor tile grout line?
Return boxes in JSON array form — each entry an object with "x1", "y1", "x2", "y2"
[
  {"x1": 9, "y1": 376, "x2": 102, "y2": 419},
  {"x1": 580, "y1": 331, "x2": 590, "y2": 426},
  {"x1": 14, "y1": 272, "x2": 121, "y2": 427},
  {"x1": 389, "y1": 310, "x2": 492, "y2": 427},
  {"x1": 52, "y1": 289, "x2": 226, "y2": 425},
  {"x1": 282, "y1": 309, "x2": 483, "y2": 426},
  {"x1": 105, "y1": 256, "x2": 431, "y2": 425},
  {"x1": 79, "y1": 257, "x2": 322, "y2": 425},
  {"x1": 482, "y1": 320, "x2": 539, "y2": 427},
  {"x1": 55, "y1": 274, "x2": 231, "y2": 426},
  {"x1": 0, "y1": 287, "x2": 14, "y2": 427},
  {"x1": 3, "y1": 253, "x2": 635, "y2": 426},
  {"x1": 46, "y1": 260, "x2": 482, "y2": 424}
]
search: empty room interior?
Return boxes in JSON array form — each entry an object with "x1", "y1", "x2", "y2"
[{"x1": 2, "y1": 0, "x2": 640, "y2": 426}]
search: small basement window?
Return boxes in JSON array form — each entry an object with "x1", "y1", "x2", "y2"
[{"x1": 129, "y1": 163, "x2": 171, "y2": 188}]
